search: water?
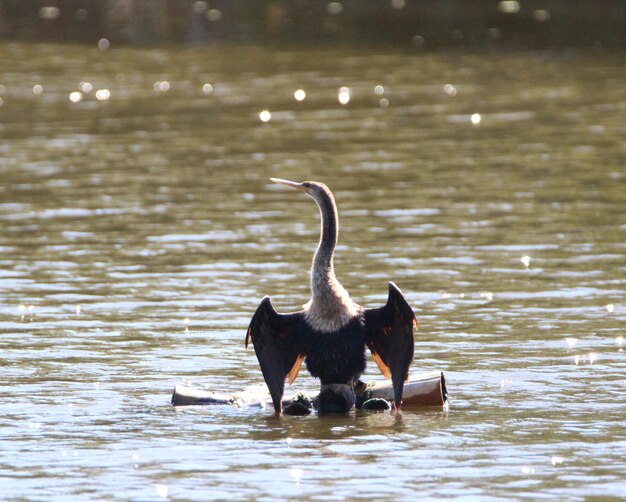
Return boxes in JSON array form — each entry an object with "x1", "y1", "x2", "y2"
[{"x1": 1, "y1": 42, "x2": 625, "y2": 500}]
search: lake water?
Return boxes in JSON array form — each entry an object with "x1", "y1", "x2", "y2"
[{"x1": 0, "y1": 42, "x2": 624, "y2": 500}]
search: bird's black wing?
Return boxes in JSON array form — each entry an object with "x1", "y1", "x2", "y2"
[
  {"x1": 245, "y1": 297, "x2": 305, "y2": 414},
  {"x1": 363, "y1": 282, "x2": 417, "y2": 409}
]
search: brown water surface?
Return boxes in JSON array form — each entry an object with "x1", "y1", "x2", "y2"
[{"x1": 0, "y1": 43, "x2": 625, "y2": 500}]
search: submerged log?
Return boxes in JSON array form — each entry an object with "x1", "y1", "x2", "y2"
[
  {"x1": 359, "y1": 371, "x2": 448, "y2": 408},
  {"x1": 171, "y1": 371, "x2": 448, "y2": 410}
]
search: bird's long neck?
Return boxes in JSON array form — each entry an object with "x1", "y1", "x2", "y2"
[
  {"x1": 311, "y1": 190, "x2": 339, "y2": 300},
  {"x1": 305, "y1": 187, "x2": 358, "y2": 333},
  {"x1": 314, "y1": 193, "x2": 337, "y2": 270}
]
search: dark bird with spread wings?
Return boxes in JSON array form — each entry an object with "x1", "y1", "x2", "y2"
[{"x1": 245, "y1": 179, "x2": 418, "y2": 415}]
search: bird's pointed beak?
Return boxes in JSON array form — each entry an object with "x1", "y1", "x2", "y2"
[{"x1": 270, "y1": 178, "x2": 307, "y2": 192}]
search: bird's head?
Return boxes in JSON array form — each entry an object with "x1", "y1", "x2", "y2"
[{"x1": 270, "y1": 178, "x2": 333, "y2": 207}]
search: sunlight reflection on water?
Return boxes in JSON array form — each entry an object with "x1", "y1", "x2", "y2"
[{"x1": 0, "y1": 43, "x2": 624, "y2": 500}]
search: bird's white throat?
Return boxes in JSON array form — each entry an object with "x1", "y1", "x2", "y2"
[{"x1": 304, "y1": 271, "x2": 359, "y2": 333}]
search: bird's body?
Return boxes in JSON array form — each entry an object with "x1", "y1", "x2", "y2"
[
  {"x1": 246, "y1": 179, "x2": 417, "y2": 414},
  {"x1": 299, "y1": 314, "x2": 366, "y2": 386}
]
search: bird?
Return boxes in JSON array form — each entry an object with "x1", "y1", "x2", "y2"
[{"x1": 245, "y1": 178, "x2": 417, "y2": 414}]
